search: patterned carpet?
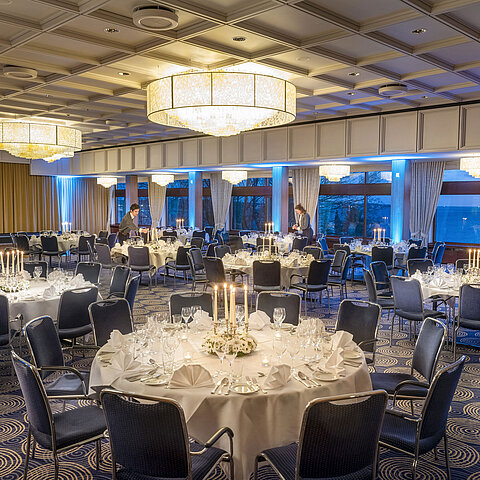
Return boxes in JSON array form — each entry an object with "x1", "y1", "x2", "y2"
[{"x1": 1, "y1": 270, "x2": 479, "y2": 480}]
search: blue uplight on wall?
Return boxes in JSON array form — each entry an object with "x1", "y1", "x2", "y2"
[
  {"x1": 56, "y1": 176, "x2": 78, "y2": 229},
  {"x1": 390, "y1": 160, "x2": 406, "y2": 243}
]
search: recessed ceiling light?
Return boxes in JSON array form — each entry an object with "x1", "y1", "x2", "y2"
[
  {"x1": 348, "y1": 72, "x2": 360, "y2": 76},
  {"x1": 232, "y1": 36, "x2": 246, "y2": 42},
  {"x1": 118, "y1": 72, "x2": 130, "y2": 76},
  {"x1": 422, "y1": 95, "x2": 428, "y2": 99},
  {"x1": 411, "y1": 28, "x2": 427, "y2": 34},
  {"x1": 105, "y1": 27, "x2": 119, "y2": 33},
  {"x1": 347, "y1": 92, "x2": 356, "y2": 96},
  {"x1": 297, "y1": 56, "x2": 311, "y2": 62}
]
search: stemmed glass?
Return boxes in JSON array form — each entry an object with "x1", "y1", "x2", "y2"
[
  {"x1": 273, "y1": 332, "x2": 287, "y2": 363},
  {"x1": 273, "y1": 307, "x2": 286, "y2": 330},
  {"x1": 296, "y1": 320, "x2": 310, "y2": 361},
  {"x1": 214, "y1": 341, "x2": 227, "y2": 376},
  {"x1": 191, "y1": 305, "x2": 201, "y2": 332},
  {"x1": 287, "y1": 333, "x2": 300, "y2": 373},
  {"x1": 224, "y1": 340, "x2": 239, "y2": 379},
  {"x1": 181, "y1": 306, "x2": 192, "y2": 326},
  {"x1": 33, "y1": 266, "x2": 42, "y2": 280},
  {"x1": 235, "y1": 305, "x2": 245, "y2": 330},
  {"x1": 162, "y1": 331, "x2": 180, "y2": 375}
]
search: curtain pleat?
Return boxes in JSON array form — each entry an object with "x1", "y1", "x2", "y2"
[
  {"x1": 292, "y1": 168, "x2": 321, "y2": 223},
  {"x1": 148, "y1": 180, "x2": 166, "y2": 228},
  {"x1": 409, "y1": 160, "x2": 446, "y2": 245},
  {"x1": 210, "y1": 172, "x2": 233, "y2": 231}
]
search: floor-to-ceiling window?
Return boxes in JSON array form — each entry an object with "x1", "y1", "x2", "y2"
[{"x1": 166, "y1": 179, "x2": 189, "y2": 227}]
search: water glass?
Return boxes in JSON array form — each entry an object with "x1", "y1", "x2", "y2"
[
  {"x1": 214, "y1": 341, "x2": 227, "y2": 376},
  {"x1": 287, "y1": 334, "x2": 300, "y2": 372},
  {"x1": 273, "y1": 307, "x2": 286, "y2": 330},
  {"x1": 235, "y1": 304, "x2": 245, "y2": 329},
  {"x1": 224, "y1": 341, "x2": 238, "y2": 378},
  {"x1": 33, "y1": 266, "x2": 42, "y2": 280},
  {"x1": 272, "y1": 332, "x2": 286, "y2": 362},
  {"x1": 181, "y1": 306, "x2": 192, "y2": 325}
]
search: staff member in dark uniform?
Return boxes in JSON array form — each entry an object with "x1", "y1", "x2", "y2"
[
  {"x1": 118, "y1": 203, "x2": 142, "y2": 245},
  {"x1": 292, "y1": 203, "x2": 313, "y2": 244}
]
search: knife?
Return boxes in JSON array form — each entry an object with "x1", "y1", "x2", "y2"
[
  {"x1": 211, "y1": 377, "x2": 225, "y2": 394},
  {"x1": 293, "y1": 372, "x2": 311, "y2": 387}
]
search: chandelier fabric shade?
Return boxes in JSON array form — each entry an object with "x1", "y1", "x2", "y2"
[
  {"x1": 152, "y1": 174, "x2": 174, "y2": 186},
  {"x1": 222, "y1": 170, "x2": 248, "y2": 185},
  {"x1": 319, "y1": 164, "x2": 351, "y2": 182},
  {"x1": 460, "y1": 157, "x2": 480, "y2": 178},
  {"x1": 0, "y1": 122, "x2": 81, "y2": 162},
  {"x1": 97, "y1": 177, "x2": 117, "y2": 188},
  {"x1": 147, "y1": 71, "x2": 296, "y2": 137}
]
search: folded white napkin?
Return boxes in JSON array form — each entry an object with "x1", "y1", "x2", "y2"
[
  {"x1": 223, "y1": 253, "x2": 234, "y2": 264},
  {"x1": 410, "y1": 272, "x2": 423, "y2": 281},
  {"x1": 249, "y1": 310, "x2": 270, "y2": 330},
  {"x1": 264, "y1": 364, "x2": 291, "y2": 389},
  {"x1": 31, "y1": 235, "x2": 37, "y2": 240},
  {"x1": 169, "y1": 364, "x2": 212, "y2": 388},
  {"x1": 317, "y1": 348, "x2": 346, "y2": 376},
  {"x1": 331, "y1": 331, "x2": 356, "y2": 351},
  {"x1": 43, "y1": 285, "x2": 56, "y2": 299},
  {"x1": 70, "y1": 273, "x2": 86, "y2": 287},
  {"x1": 108, "y1": 351, "x2": 142, "y2": 381},
  {"x1": 21, "y1": 270, "x2": 31, "y2": 281},
  {"x1": 114, "y1": 242, "x2": 121, "y2": 247},
  {"x1": 430, "y1": 276, "x2": 447, "y2": 288},
  {"x1": 106, "y1": 330, "x2": 126, "y2": 350},
  {"x1": 193, "y1": 310, "x2": 212, "y2": 330}
]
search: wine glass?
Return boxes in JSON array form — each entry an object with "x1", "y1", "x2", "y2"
[
  {"x1": 191, "y1": 305, "x2": 201, "y2": 332},
  {"x1": 162, "y1": 331, "x2": 180, "y2": 375},
  {"x1": 181, "y1": 306, "x2": 192, "y2": 326},
  {"x1": 273, "y1": 307, "x2": 286, "y2": 330},
  {"x1": 214, "y1": 341, "x2": 227, "y2": 376},
  {"x1": 272, "y1": 332, "x2": 286, "y2": 363},
  {"x1": 33, "y1": 266, "x2": 42, "y2": 280},
  {"x1": 235, "y1": 304, "x2": 245, "y2": 329},
  {"x1": 224, "y1": 341, "x2": 238, "y2": 379},
  {"x1": 287, "y1": 333, "x2": 300, "y2": 373}
]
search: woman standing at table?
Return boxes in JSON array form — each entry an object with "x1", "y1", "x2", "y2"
[
  {"x1": 293, "y1": 203, "x2": 313, "y2": 244},
  {"x1": 118, "y1": 203, "x2": 146, "y2": 245}
]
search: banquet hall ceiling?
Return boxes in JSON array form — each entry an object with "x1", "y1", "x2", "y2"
[{"x1": 2, "y1": 0, "x2": 480, "y2": 150}]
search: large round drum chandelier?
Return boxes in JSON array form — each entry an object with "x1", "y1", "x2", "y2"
[
  {"x1": 460, "y1": 157, "x2": 480, "y2": 178},
  {"x1": 319, "y1": 164, "x2": 351, "y2": 182},
  {"x1": 0, "y1": 121, "x2": 82, "y2": 162},
  {"x1": 147, "y1": 70, "x2": 296, "y2": 137}
]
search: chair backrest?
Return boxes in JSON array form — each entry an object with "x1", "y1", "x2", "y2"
[
  {"x1": 107, "y1": 233, "x2": 117, "y2": 248},
  {"x1": 228, "y1": 236, "x2": 244, "y2": 253},
  {"x1": 24, "y1": 316, "x2": 65, "y2": 378},
  {"x1": 458, "y1": 283, "x2": 480, "y2": 324},
  {"x1": 192, "y1": 230, "x2": 205, "y2": 239},
  {"x1": 257, "y1": 291, "x2": 301, "y2": 326},
  {"x1": 57, "y1": 286, "x2": 98, "y2": 331},
  {"x1": 189, "y1": 247, "x2": 204, "y2": 270},
  {"x1": 297, "y1": 390, "x2": 388, "y2": 480},
  {"x1": 101, "y1": 390, "x2": 191, "y2": 479},
  {"x1": 331, "y1": 249, "x2": 347, "y2": 273},
  {"x1": 419, "y1": 356, "x2": 465, "y2": 447},
  {"x1": 75, "y1": 262, "x2": 101, "y2": 284},
  {"x1": 408, "y1": 238, "x2": 422, "y2": 247},
  {"x1": 214, "y1": 245, "x2": 231, "y2": 259},
  {"x1": 110, "y1": 265, "x2": 131, "y2": 296},
  {"x1": 125, "y1": 275, "x2": 140, "y2": 311},
  {"x1": 391, "y1": 276, "x2": 423, "y2": 314},
  {"x1": 370, "y1": 261, "x2": 390, "y2": 290},
  {"x1": 306, "y1": 259, "x2": 331, "y2": 286},
  {"x1": 203, "y1": 257, "x2": 226, "y2": 284},
  {"x1": 16, "y1": 234, "x2": 30, "y2": 251},
  {"x1": 23, "y1": 261, "x2": 48, "y2": 279},
  {"x1": 303, "y1": 246, "x2": 323, "y2": 259},
  {"x1": 78, "y1": 235, "x2": 95, "y2": 253},
  {"x1": 98, "y1": 230, "x2": 108, "y2": 239},
  {"x1": 253, "y1": 260, "x2": 281, "y2": 287},
  {"x1": 433, "y1": 244, "x2": 445, "y2": 265},
  {"x1": 204, "y1": 226, "x2": 214, "y2": 239},
  {"x1": 363, "y1": 268, "x2": 377, "y2": 303},
  {"x1": 12, "y1": 352, "x2": 54, "y2": 446},
  {"x1": 292, "y1": 237, "x2": 308, "y2": 251},
  {"x1": 455, "y1": 258, "x2": 469, "y2": 271},
  {"x1": 336, "y1": 300, "x2": 381, "y2": 353},
  {"x1": 339, "y1": 236, "x2": 353, "y2": 244},
  {"x1": 407, "y1": 246, "x2": 427, "y2": 260},
  {"x1": 412, "y1": 317, "x2": 446, "y2": 382},
  {"x1": 175, "y1": 246, "x2": 190, "y2": 266},
  {"x1": 163, "y1": 230, "x2": 178, "y2": 238},
  {"x1": 169, "y1": 292, "x2": 213, "y2": 319},
  {"x1": 333, "y1": 243, "x2": 351, "y2": 257},
  {"x1": 205, "y1": 242, "x2": 218, "y2": 257},
  {"x1": 89, "y1": 298, "x2": 133, "y2": 347},
  {"x1": 128, "y1": 246, "x2": 150, "y2": 267},
  {"x1": 319, "y1": 237, "x2": 329, "y2": 255},
  {"x1": 339, "y1": 256, "x2": 352, "y2": 282},
  {"x1": 40, "y1": 235, "x2": 58, "y2": 252},
  {"x1": 0, "y1": 294, "x2": 8, "y2": 338},
  {"x1": 190, "y1": 237, "x2": 204, "y2": 250},
  {"x1": 96, "y1": 244, "x2": 113, "y2": 267},
  {"x1": 371, "y1": 246, "x2": 394, "y2": 267},
  {"x1": 407, "y1": 258, "x2": 433, "y2": 276}
]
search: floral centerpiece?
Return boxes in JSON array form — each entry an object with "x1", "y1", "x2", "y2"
[{"x1": 202, "y1": 331, "x2": 257, "y2": 356}]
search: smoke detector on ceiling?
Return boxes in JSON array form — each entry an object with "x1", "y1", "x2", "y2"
[
  {"x1": 132, "y1": 5, "x2": 178, "y2": 31},
  {"x1": 378, "y1": 83, "x2": 408, "y2": 97},
  {"x1": 3, "y1": 65, "x2": 37, "y2": 79}
]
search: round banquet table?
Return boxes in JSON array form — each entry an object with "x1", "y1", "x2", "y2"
[
  {"x1": 29, "y1": 235, "x2": 79, "y2": 252},
  {"x1": 110, "y1": 243, "x2": 181, "y2": 270},
  {"x1": 89, "y1": 328, "x2": 372, "y2": 479}
]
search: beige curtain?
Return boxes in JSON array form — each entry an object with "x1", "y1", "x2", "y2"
[
  {"x1": 148, "y1": 180, "x2": 166, "y2": 228},
  {"x1": 210, "y1": 172, "x2": 233, "y2": 231},
  {"x1": 70, "y1": 178, "x2": 110, "y2": 234},
  {"x1": 0, "y1": 163, "x2": 59, "y2": 232},
  {"x1": 292, "y1": 168, "x2": 320, "y2": 222}
]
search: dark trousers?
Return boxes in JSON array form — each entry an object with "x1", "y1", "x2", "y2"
[{"x1": 118, "y1": 232, "x2": 129, "y2": 245}]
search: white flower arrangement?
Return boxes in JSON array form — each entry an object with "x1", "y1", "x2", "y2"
[{"x1": 202, "y1": 331, "x2": 257, "y2": 356}]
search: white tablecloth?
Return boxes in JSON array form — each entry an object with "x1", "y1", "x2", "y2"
[
  {"x1": 29, "y1": 235, "x2": 79, "y2": 252},
  {"x1": 242, "y1": 235, "x2": 294, "y2": 254},
  {"x1": 89, "y1": 329, "x2": 371, "y2": 479},
  {"x1": 111, "y1": 243, "x2": 181, "y2": 269}
]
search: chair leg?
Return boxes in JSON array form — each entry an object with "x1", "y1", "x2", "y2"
[
  {"x1": 390, "y1": 314, "x2": 396, "y2": 344},
  {"x1": 31, "y1": 438, "x2": 36, "y2": 459},
  {"x1": 444, "y1": 435, "x2": 451, "y2": 480},
  {"x1": 54, "y1": 451, "x2": 60, "y2": 480},
  {"x1": 95, "y1": 439, "x2": 101, "y2": 469},
  {"x1": 229, "y1": 455, "x2": 235, "y2": 480},
  {"x1": 23, "y1": 427, "x2": 32, "y2": 480}
]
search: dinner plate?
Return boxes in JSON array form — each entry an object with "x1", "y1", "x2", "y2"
[
  {"x1": 230, "y1": 383, "x2": 259, "y2": 394},
  {"x1": 313, "y1": 371, "x2": 339, "y2": 382},
  {"x1": 343, "y1": 350, "x2": 362, "y2": 360}
]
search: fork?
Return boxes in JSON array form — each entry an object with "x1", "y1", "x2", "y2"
[{"x1": 249, "y1": 376, "x2": 267, "y2": 394}]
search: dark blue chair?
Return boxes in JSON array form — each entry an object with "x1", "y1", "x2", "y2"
[
  {"x1": 408, "y1": 238, "x2": 423, "y2": 247},
  {"x1": 318, "y1": 237, "x2": 333, "y2": 259},
  {"x1": 363, "y1": 268, "x2": 394, "y2": 319},
  {"x1": 169, "y1": 291, "x2": 213, "y2": 320},
  {"x1": 371, "y1": 246, "x2": 394, "y2": 270},
  {"x1": 339, "y1": 236, "x2": 354, "y2": 244},
  {"x1": 125, "y1": 275, "x2": 140, "y2": 312},
  {"x1": 12, "y1": 351, "x2": 105, "y2": 480},
  {"x1": 108, "y1": 265, "x2": 131, "y2": 297},
  {"x1": 107, "y1": 233, "x2": 117, "y2": 249},
  {"x1": 371, "y1": 317, "x2": 446, "y2": 412},
  {"x1": 379, "y1": 356, "x2": 465, "y2": 480},
  {"x1": 0, "y1": 295, "x2": 17, "y2": 372},
  {"x1": 433, "y1": 243, "x2": 445, "y2": 265},
  {"x1": 257, "y1": 291, "x2": 301, "y2": 326},
  {"x1": 24, "y1": 316, "x2": 89, "y2": 399},
  {"x1": 253, "y1": 260, "x2": 282, "y2": 293},
  {"x1": 23, "y1": 261, "x2": 48, "y2": 279},
  {"x1": 291, "y1": 236, "x2": 308, "y2": 251},
  {"x1": 89, "y1": 298, "x2": 133, "y2": 347},
  {"x1": 254, "y1": 390, "x2": 388, "y2": 480},
  {"x1": 75, "y1": 261, "x2": 101, "y2": 284},
  {"x1": 327, "y1": 255, "x2": 351, "y2": 299},
  {"x1": 214, "y1": 244, "x2": 231, "y2": 259},
  {"x1": 101, "y1": 389, "x2": 234, "y2": 480},
  {"x1": 453, "y1": 283, "x2": 480, "y2": 359},
  {"x1": 303, "y1": 246, "x2": 323, "y2": 259},
  {"x1": 407, "y1": 258, "x2": 433, "y2": 276},
  {"x1": 370, "y1": 261, "x2": 392, "y2": 296},
  {"x1": 41, "y1": 235, "x2": 67, "y2": 267}
]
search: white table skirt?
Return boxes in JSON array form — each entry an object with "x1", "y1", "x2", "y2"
[
  {"x1": 89, "y1": 329, "x2": 371, "y2": 479},
  {"x1": 30, "y1": 236, "x2": 78, "y2": 252},
  {"x1": 111, "y1": 245, "x2": 179, "y2": 270}
]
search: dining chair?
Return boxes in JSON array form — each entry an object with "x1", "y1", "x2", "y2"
[
  {"x1": 455, "y1": 258, "x2": 469, "y2": 272},
  {"x1": 12, "y1": 352, "x2": 106, "y2": 480},
  {"x1": 89, "y1": 298, "x2": 133, "y2": 347},
  {"x1": 339, "y1": 236, "x2": 354, "y2": 244},
  {"x1": 107, "y1": 233, "x2": 117, "y2": 248},
  {"x1": 41, "y1": 235, "x2": 66, "y2": 268},
  {"x1": 257, "y1": 291, "x2": 301, "y2": 326},
  {"x1": 190, "y1": 236, "x2": 204, "y2": 250},
  {"x1": 329, "y1": 248, "x2": 347, "y2": 276},
  {"x1": 333, "y1": 243, "x2": 351, "y2": 257},
  {"x1": 290, "y1": 259, "x2": 331, "y2": 314},
  {"x1": 303, "y1": 246, "x2": 323, "y2": 259},
  {"x1": 371, "y1": 246, "x2": 394, "y2": 270},
  {"x1": 363, "y1": 268, "x2": 394, "y2": 320},
  {"x1": 57, "y1": 286, "x2": 98, "y2": 351},
  {"x1": 228, "y1": 235, "x2": 244, "y2": 254},
  {"x1": 254, "y1": 390, "x2": 388, "y2": 480},
  {"x1": 453, "y1": 283, "x2": 480, "y2": 359},
  {"x1": 96, "y1": 243, "x2": 116, "y2": 271},
  {"x1": 75, "y1": 261, "x2": 102, "y2": 285},
  {"x1": 128, "y1": 246, "x2": 157, "y2": 288},
  {"x1": 371, "y1": 317, "x2": 446, "y2": 412},
  {"x1": 108, "y1": 265, "x2": 131, "y2": 298},
  {"x1": 23, "y1": 261, "x2": 48, "y2": 279},
  {"x1": 327, "y1": 255, "x2": 351, "y2": 299},
  {"x1": 16, "y1": 234, "x2": 40, "y2": 259},
  {"x1": 169, "y1": 291, "x2": 213, "y2": 320},
  {"x1": 397, "y1": 246, "x2": 428, "y2": 275},
  {"x1": 0, "y1": 295, "x2": 16, "y2": 371},
  {"x1": 408, "y1": 238, "x2": 423, "y2": 247},
  {"x1": 214, "y1": 244, "x2": 231, "y2": 259},
  {"x1": 407, "y1": 258, "x2": 433, "y2": 276},
  {"x1": 253, "y1": 260, "x2": 282, "y2": 294},
  {"x1": 335, "y1": 299, "x2": 381, "y2": 368},
  {"x1": 192, "y1": 230, "x2": 206, "y2": 240},
  {"x1": 101, "y1": 389, "x2": 234, "y2": 480},
  {"x1": 318, "y1": 237, "x2": 333, "y2": 259},
  {"x1": 205, "y1": 241, "x2": 218, "y2": 257},
  {"x1": 433, "y1": 243, "x2": 445, "y2": 265},
  {"x1": 72, "y1": 234, "x2": 95, "y2": 262},
  {"x1": 24, "y1": 316, "x2": 89, "y2": 399},
  {"x1": 124, "y1": 275, "x2": 140, "y2": 312},
  {"x1": 203, "y1": 256, "x2": 227, "y2": 288},
  {"x1": 379, "y1": 356, "x2": 466, "y2": 480},
  {"x1": 187, "y1": 248, "x2": 207, "y2": 291},
  {"x1": 291, "y1": 236, "x2": 308, "y2": 251},
  {"x1": 370, "y1": 261, "x2": 392, "y2": 296},
  {"x1": 165, "y1": 246, "x2": 190, "y2": 286},
  {"x1": 390, "y1": 276, "x2": 446, "y2": 342}
]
